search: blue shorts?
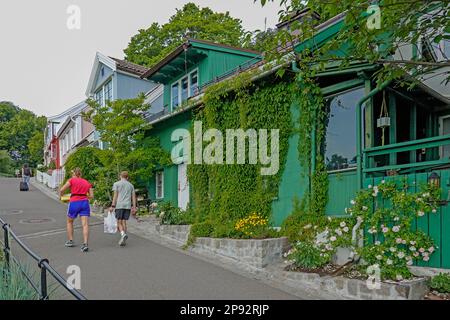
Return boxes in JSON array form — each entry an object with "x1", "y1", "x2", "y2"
[{"x1": 67, "y1": 200, "x2": 90, "y2": 219}]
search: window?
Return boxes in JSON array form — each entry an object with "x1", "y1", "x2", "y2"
[
  {"x1": 95, "y1": 88, "x2": 104, "y2": 106},
  {"x1": 325, "y1": 87, "x2": 365, "y2": 172},
  {"x1": 155, "y1": 171, "x2": 164, "y2": 199},
  {"x1": 94, "y1": 79, "x2": 113, "y2": 106},
  {"x1": 104, "y1": 80, "x2": 113, "y2": 103},
  {"x1": 181, "y1": 76, "x2": 189, "y2": 102},
  {"x1": 171, "y1": 69, "x2": 198, "y2": 109},
  {"x1": 190, "y1": 71, "x2": 198, "y2": 96}
]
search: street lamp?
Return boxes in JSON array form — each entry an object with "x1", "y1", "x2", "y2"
[{"x1": 428, "y1": 172, "x2": 440, "y2": 188}]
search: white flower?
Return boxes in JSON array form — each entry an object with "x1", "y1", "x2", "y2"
[
  {"x1": 413, "y1": 252, "x2": 420, "y2": 257},
  {"x1": 303, "y1": 224, "x2": 312, "y2": 229},
  {"x1": 344, "y1": 207, "x2": 348, "y2": 214},
  {"x1": 419, "y1": 248, "x2": 425, "y2": 253},
  {"x1": 389, "y1": 247, "x2": 397, "y2": 253},
  {"x1": 410, "y1": 241, "x2": 416, "y2": 245},
  {"x1": 393, "y1": 216, "x2": 400, "y2": 221},
  {"x1": 375, "y1": 241, "x2": 381, "y2": 246},
  {"x1": 335, "y1": 229, "x2": 343, "y2": 236},
  {"x1": 381, "y1": 180, "x2": 385, "y2": 184},
  {"x1": 382, "y1": 227, "x2": 389, "y2": 233},
  {"x1": 325, "y1": 244, "x2": 333, "y2": 251},
  {"x1": 423, "y1": 256, "x2": 430, "y2": 262},
  {"x1": 396, "y1": 238, "x2": 403, "y2": 244},
  {"x1": 402, "y1": 240, "x2": 407, "y2": 245},
  {"x1": 397, "y1": 252, "x2": 405, "y2": 259},
  {"x1": 392, "y1": 226, "x2": 400, "y2": 233},
  {"x1": 422, "y1": 252, "x2": 429, "y2": 257},
  {"x1": 160, "y1": 211, "x2": 165, "y2": 217},
  {"x1": 151, "y1": 202, "x2": 158, "y2": 208},
  {"x1": 330, "y1": 236, "x2": 337, "y2": 242},
  {"x1": 407, "y1": 260, "x2": 413, "y2": 266},
  {"x1": 340, "y1": 221, "x2": 346, "y2": 227},
  {"x1": 432, "y1": 209, "x2": 437, "y2": 213},
  {"x1": 409, "y1": 246, "x2": 416, "y2": 252},
  {"x1": 422, "y1": 192, "x2": 430, "y2": 197},
  {"x1": 376, "y1": 255, "x2": 383, "y2": 260},
  {"x1": 362, "y1": 206, "x2": 368, "y2": 211},
  {"x1": 343, "y1": 226, "x2": 349, "y2": 233},
  {"x1": 350, "y1": 199, "x2": 356, "y2": 205},
  {"x1": 386, "y1": 259, "x2": 393, "y2": 265},
  {"x1": 396, "y1": 275, "x2": 403, "y2": 281},
  {"x1": 417, "y1": 211, "x2": 425, "y2": 217},
  {"x1": 429, "y1": 247, "x2": 435, "y2": 253}
]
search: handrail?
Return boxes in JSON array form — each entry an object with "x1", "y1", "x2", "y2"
[
  {"x1": 0, "y1": 216, "x2": 87, "y2": 300},
  {"x1": 364, "y1": 134, "x2": 450, "y2": 156}
]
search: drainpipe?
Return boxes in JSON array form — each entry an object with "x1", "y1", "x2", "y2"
[
  {"x1": 356, "y1": 79, "x2": 391, "y2": 189},
  {"x1": 291, "y1": 61, "x2": 317, "y2": 190}
]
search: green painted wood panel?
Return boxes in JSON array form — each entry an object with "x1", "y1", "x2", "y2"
[
  {"x1": 326, "y1": 170, "x2": 358, "y2": 216},
  {"x1": 363, "y1": 170, "x2": 450, "y2": 269}
]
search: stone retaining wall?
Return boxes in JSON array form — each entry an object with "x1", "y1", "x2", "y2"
[
  {"x1": 280, "y1": 270, "x2": 428, "y2": 300},
  {"x1": 190, "y1": 237, "x2": 289, "y2": 269},
  {"x1": 156, "y1": 224, "x2": 191, "y2": 245}
]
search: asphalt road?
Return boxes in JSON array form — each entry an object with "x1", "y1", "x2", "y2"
[{"x1": 0, "y1": 178, "x2": 298, "y2": 300}]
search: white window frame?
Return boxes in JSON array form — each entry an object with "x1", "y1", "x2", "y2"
[
  {"x1": 170, "y1": 68, "x2": 199, "y2": 109},
  {"x1": 94, "y1": 77, "x2": 113, "y2": 107},
  {"x1": 155, "y1": 171, "x2": 164, "y2": 199}
]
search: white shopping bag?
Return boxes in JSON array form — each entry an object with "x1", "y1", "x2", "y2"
[{"x1": 104, "y1": 211, "x2": 117, "y2": 234}]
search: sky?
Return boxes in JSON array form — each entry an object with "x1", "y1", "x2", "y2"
[{"x1": 0, "y1": 0, "x2": 281, "y2": 117}]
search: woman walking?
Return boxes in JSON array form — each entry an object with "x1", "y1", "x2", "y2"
[{"x1": 59, "y1": 168, "x2": 94, "y2": 252}]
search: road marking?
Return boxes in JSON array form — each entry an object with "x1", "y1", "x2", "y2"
[{"x1": 19, "y1": 222, "x2": 104, "y2": 239}]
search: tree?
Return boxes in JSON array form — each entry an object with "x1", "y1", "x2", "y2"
[
  {"x1": 258, "y1": 0, "x2": 450, "y2": 85},
  {"x1": 0, "y1": 150, "x2": 13, "y2": 174},
  {"x1": 0, "y1": 104, "x2": 46, "y2": 166},
  {"x1": 28, "y1": 131, "x2": 45, "y2": 166},
  {"x1": 124, "y1": 2, "x2": 246, "y2": 68},
  {"x1": 83, "y1": 95, "x2": 170, "y2": 202}
]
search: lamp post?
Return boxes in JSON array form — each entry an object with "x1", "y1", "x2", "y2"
[{"x1": 428, "y1": 172, "x2": 440, "y2": 188}]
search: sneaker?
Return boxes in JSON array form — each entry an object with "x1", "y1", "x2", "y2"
[
  {"x1": 119, "y1": 234, "x2": 128, "y2": 246},
  {"x1": 81, "y1": 244, "x2": 89, "y2": 252},
  {"x1": 65, "y1": 240, "x2": 74, "y2": 247}
]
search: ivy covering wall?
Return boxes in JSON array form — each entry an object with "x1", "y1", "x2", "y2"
[{"x1": 187, "y1": 73, "x2": 294, "y2": 237}]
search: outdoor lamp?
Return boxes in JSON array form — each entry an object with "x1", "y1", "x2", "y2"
[{"x1": 428, "y1": 172, "x2": 440, "y2": 187}]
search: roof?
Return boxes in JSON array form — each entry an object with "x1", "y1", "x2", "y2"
[
  {"x1": 140, "y1": 38, "x2": 261, "y2": 80},
  {"x1": 275, "y1": 8, "x2": 321, "y2": 29},
  {"x1": 109, "y1": 57, "x2": 150, "y2": 77},
  {"x1": 47, "y1": 100, "x2": 87, "y2": 123},
  {"x1": 85, "y1": 52, "x2": 150, "y2": 96}
]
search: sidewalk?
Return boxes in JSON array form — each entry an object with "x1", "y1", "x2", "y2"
[{"x1": 30, "y1": 177, "x2": 342, "y2": 299}]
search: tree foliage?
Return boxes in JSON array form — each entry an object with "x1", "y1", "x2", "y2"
[
  {"x1": 0, "y1": 150, "x2": 13, "y2": 174},
  {"x1": 124, "y1": 2, "x2": 246, "y2": 67},
  {"x1": 259, "y1": 0, "x2": 450, "y2": 85},
  {"x1": 82, "y1": 96, "x2": 170, "y2": 205},
  {"x1": 0, "y1": 101, "x2": 46, "y2": 167}
]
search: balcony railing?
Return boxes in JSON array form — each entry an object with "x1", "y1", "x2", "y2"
[{"x1": 363, "y1": 134, "x2": 450, "y2": 174}]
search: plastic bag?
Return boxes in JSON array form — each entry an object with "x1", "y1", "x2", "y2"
[{"x1": 104, "y1": 211, "x2": 117, "y2": 234}]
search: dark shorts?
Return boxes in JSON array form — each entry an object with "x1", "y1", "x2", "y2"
[
  {"x1": 67, "y1": 200, "x2": 90, "y2": 219},
  {"x1": 115, "y1": 209, "x2": 131, "y2": 220}
]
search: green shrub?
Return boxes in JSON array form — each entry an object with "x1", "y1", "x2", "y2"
[
  {"x1": 285, "y1": 241, "x2": 330, "y2": 269},
  {"x1": 64, "y1": 147, "x2": 105, "y2": 182},
  {"x1": 191, "y1": 220, "x2": 214, "y2": 238},
  {"x1": 0, "y1": 264, "x2": 38, "y2": 300},
  {"x1": 429, "y1": 273, "x2": 450, "y2": 293},
  {"x1": 158, "y1": 202, "x2": 191, "y2": 225}
]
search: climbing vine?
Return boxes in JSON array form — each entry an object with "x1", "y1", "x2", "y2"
[
  {"x1": 187, "y1": 70, "x2": 294, "y2": 239},
  {"x1": 294, "y1": 65, "x2": 329, "y2": 217}
]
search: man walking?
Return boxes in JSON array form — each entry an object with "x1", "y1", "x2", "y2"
[
  {"x1": 110, "y1": 171, "x2": 137, "y2": 246},
  {"x1": 59, "y1": 168, "x2": 93, "y2": 252}
]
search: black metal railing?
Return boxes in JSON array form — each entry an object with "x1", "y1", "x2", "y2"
[{"x1": 0, "y1": 216, "x2": 87, "y2": 300}]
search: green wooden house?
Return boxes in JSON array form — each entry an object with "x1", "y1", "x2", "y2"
[
  {"x1": 141, "y1": 39, "x2": 262, "y2": 210},
  {"x1": 141, "y1": 16, "x2": 450, "y2": 269}
]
